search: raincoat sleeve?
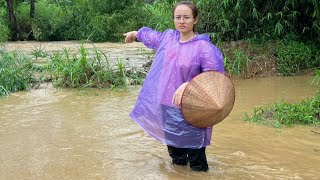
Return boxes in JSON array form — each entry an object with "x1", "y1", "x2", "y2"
[
  {"x1": 199, "y1": 42, "x2": 225, "y2": 73},
  {"x1": 136, "y1": 27, "x2": 163, "y2": 51}
]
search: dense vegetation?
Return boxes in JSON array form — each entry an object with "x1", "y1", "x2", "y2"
[{"x1": 0, "y1": 0, "x2": 319, "y2": 43}]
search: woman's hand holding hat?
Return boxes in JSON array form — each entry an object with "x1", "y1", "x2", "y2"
[{"x1": 172, "y1": 82, "x2": 189, "y2": 108}]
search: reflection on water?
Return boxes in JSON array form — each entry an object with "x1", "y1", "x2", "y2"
[{"x1": 0, "y1": 76, "x2": 319, "y2": 180}]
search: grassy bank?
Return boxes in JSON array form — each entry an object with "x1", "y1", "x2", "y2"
[
  {"x1": 245, "y1": 91, "x2": 320, "y2": 128},
  {"x1": 0, "y1": 44, "x2": 146, "y2": 96}
]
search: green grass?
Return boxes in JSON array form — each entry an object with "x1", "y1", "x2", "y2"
[
  {"x1": 31, "y1": 44, "x2": 48, "y2": 61},
  {"x1": 224, "y1": 49, "x2": 251, "y2": 77},
  {"x1": 46, "y1": 45, "x2": 145, "y2": 89},
  {"x1": 276, "y1": 40, "x2": 314, "y2": 76},
  {"x1": 0, "y1": 45, "x2": 148, "y2": 96},
  {"x1": 245, "y1": 91, "x2": 320, "y2": 128},
  {"x1": 0, "y1": 50, "x2": 34, "y2": 96}
]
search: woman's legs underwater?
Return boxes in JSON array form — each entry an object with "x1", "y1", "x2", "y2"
[{"x1": 167, "y1": 145, "x2": 209, "y2": 172}]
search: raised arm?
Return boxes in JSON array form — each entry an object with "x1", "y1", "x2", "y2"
[{"x1": 124, "y1": 27, "x2": 164, "y2": 51}]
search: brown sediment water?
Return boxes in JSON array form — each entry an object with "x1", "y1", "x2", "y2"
[
  {"x1": 0, "y1": 76, "x2": 319, "y2": 180},
  {"x1": 1, "y1": 41, "x2": 319, "y2": 180}
]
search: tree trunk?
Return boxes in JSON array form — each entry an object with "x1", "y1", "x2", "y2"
[
  {"x1": 30, "y1": 0, "x2": 35, "y2": 18},
  {"x1": 6, "y1": 0, "x2": 22, "y2": 40}
]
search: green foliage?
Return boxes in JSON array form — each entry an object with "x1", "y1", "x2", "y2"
[
  {"x1": 193, "y1": 0, "x2": 320, "y2": 42},
  {"x1": 3, "y1": 0, "x2": 319, "y2": 43},
  {"x1": 0, "y1": 19, "x2": 9, "y2": 42},
  {"x1": 0, "y1": 50, "x2": 34, "y2": 96},
  {"x1": 276, "y1": 40, "x2": 320, "y2": 75},
  {"x1": 245, "y1": 92, "x2": 320, "y2": 128},
  {"x1": 144, "y1": 0, "x2": 175, "y2": 31},
  {"x1": 56, "y1": 0, "x2": 149, "y2": 42},
  {"x1": 0, "y1": 4, "x2": 9, "y2": 42},
  {"x1": 312, "y1": 69, "x2": 320, "y2": 87},
  {"x1": 143, "y1": 0, "x2": 320, "y2": 43},
  {"x1": 31, "y1": 44, "x2": 48, "y2": 61},
  {"x1": 224, "y1": 49, "x2": 250, "y2": 77},
  {"x1": 47, "y1": 45, "x2": 145, "y2": 89},
  {"x1": 16, "y1": 0, "x2": 66, "y2": 40},
  {"x1": 74, "y1": 6, "x2": 149, "y2": 42},
  {"x1": 7, "y1": 0, "x2": 149, "y2": 41}
]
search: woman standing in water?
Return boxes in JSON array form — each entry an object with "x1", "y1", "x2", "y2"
[{"x1": 124, "y1": 1, "x2": 225, "y2": 172}]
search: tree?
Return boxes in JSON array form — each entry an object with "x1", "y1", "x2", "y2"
[
  {"x1": 5, "y1": 0, "x2": 21, "y2": 40},
  {"x1": 30, "y1": 0, "x2": 35, "y2": 18}
]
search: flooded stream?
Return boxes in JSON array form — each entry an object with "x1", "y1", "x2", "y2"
[
  {"x1": 1, "y1": 76, "x2": 319, "y2": 180},
  {"x1": 1, "y1": 42, "x2": 320, "y2": 180}
]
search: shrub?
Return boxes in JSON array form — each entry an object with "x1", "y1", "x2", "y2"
[
  {"x1": 276, "y1": 40, "x2": 320, "y2": 75},
  {"x1": 0, "y1": 50, "x2": 34, "y2": 96}
]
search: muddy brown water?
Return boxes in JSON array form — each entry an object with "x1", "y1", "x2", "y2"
[{"x1": 1, "y1": 42, "x2": 320, "y2": 180}]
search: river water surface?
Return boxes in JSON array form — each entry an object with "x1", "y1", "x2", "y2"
[{"x1": 1, "y1": 42, "x2": 320, "y2": 180}]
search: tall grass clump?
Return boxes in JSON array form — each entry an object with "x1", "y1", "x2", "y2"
[
  {"x1": 47, "y1": 45, "x2": 145, "y2": 89},
  {"x1": 0, "y1": 50, "x2": 34, "y2": 96},
  {"x1": 224, "y1": 49, "x2": 251, "y2": 77}
]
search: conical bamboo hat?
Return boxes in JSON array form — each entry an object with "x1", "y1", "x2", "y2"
[{"x1": 181, "y1": 71, "x2": 235, "y2": 128}]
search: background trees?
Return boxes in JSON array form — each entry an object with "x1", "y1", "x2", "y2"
[{"x1": 0, "y1": 0, "x2": 319, "y2": 43}]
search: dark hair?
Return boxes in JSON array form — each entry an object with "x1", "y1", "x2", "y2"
[{"x1": 172, "y1": 1, "x2": 198, "y2": 18}]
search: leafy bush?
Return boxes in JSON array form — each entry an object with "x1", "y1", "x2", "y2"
[{"x1": 276, "y1": 40, "x2": 320, "y2": 75}]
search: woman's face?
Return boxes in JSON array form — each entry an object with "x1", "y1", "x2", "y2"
[{"x1": 173, "y1": 5, "x2": 198, "y2": 34}]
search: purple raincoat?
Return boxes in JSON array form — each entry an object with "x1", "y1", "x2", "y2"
[{"x1": 130, "y1": 27, "x2": 225, "y2": 149}]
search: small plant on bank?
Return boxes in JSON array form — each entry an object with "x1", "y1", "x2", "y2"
[{"x1": 224, "y1": 49, "x2": 251, "y2": 78}]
